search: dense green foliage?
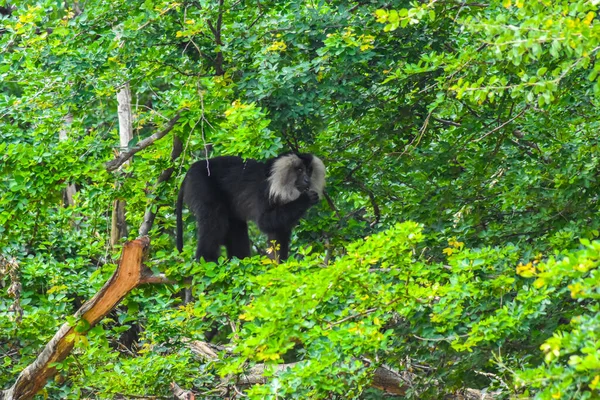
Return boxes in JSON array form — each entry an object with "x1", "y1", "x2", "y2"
[{"x1": 1, "y1": 0, "x2": 600, "y2": 398}]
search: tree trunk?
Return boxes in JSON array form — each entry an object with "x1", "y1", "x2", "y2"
[
  {"x1": 110, "y1": 83, "x2": 133, "y2": 247},
  {"x1": 116, "y1": 84, "x2": 133, "y2": 166},
  {"x1": 110, "y1": 198, "x2": 128, "y2": 246}
]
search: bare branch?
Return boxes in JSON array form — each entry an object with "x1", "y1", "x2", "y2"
[
  {"x1": 324, "y1": 192, "x2": 342, "y2": 220},
  {"x1": 432, "y1": 117, "x2": 462, "y2": 127},
  {"x1": 330, "y1": 307, "x2": 378, "y2": 326},
  {"x1": 399, "y1": 110, "x2": 433, "y2": 157},
  {"x1": 139, "y1": 266, "x2": 176, "y2": 285},
  {"x1": 105, "y1": 111, "x2": 183, "y2": 172},
  {"x1": 351, "y1": 178, "x2": 381, "y2": 226}
]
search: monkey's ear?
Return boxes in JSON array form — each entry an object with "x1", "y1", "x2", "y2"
[{"x1": 310, "y1": 156, "x2": 326, "y2": 198}]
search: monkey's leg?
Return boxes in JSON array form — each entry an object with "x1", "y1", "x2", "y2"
[
  {"x1": 225, "y1": 219, "x2": 251, "y2": 259},
  {"x1": 182, "y1": 206, "x2": 228, "y2": 304},
  {"x1": 267, "y1": 230, "x2": 291, "y2": 262},
  {"x1": 195, "y1": 205, "x2": 229, "y2": 262}
]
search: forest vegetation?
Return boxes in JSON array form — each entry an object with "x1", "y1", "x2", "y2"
[{"x1": 1, "y1": 0, "x2": 599, "y2": 399}]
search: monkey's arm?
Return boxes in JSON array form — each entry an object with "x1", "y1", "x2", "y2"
[{"x1": 257, "y1": 192, "x2": 318, "y2": 232}]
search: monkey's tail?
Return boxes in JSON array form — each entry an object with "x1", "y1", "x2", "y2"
[{"x1": 176, "y1": 181, "x2": 185, "y2": 253}]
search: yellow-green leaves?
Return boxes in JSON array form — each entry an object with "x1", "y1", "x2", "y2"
[{"x1": 375, "y1": 2, "x2": 437, "y2": 32}]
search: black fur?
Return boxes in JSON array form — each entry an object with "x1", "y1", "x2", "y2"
[{"x1": 176, "y1": 153, "x2": 324, "y2": 262}]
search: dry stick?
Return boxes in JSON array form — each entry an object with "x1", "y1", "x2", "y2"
[
  {"x1": 0, "y1": 238, "x2": 173, "y2": 400},
  {"x1": 105, "y1": 111, "x2": 183, "y2": 172},
  {"x1": 432, "y1": 116, "x2": 461, "y2": 127},
  {"x1": 59, "y1": 113, "x2": 77, "y2": 207},
  {"x1": 324, "y1": 192, "x2": 342, "y2": 220},
  {"x1": 329, "y1": 295, "x2": 407, "y2": 328},
  {"x1": 206, "y1": 0, "x2": 225, "y2": 75},
  {"x1": 198, "y1": 87, "x2": 211, "y2": 176},
  {"x1": 329, "y1": 307, "x2": 378, "y2": 326},
  {"x1": 412, "y1": 334, "x2": 457, "y2": 342},
  {"x1": 323, "y1": 238, "x2": 333, "y2": 266},
  {"x1": 351, "y1": 178, "x2": 381, "y2": 226}
]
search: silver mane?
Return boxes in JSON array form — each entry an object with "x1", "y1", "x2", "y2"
[{"x1": 268, "y1": 154, "x2": 326, "y2": 203}]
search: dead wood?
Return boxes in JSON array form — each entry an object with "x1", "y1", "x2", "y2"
[{"x1": 0, "y1": 238, "x2": 163, "y2": 400}]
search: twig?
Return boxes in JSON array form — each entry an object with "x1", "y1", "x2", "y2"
[
  {"x1": 351, "y1": 178, "x2": 381, "y2": 226},
  {"x1": 323, "y1": 238, "x2": 333, "y2": 266},
  {"x1": 0, "y1": 256, "x2": 22, "y2": 323},
  {"x1": 329, "y1": 307, "x2": 378, "y2": 326},
  {"x1": 432, "y1": 117, "x2": 461, "y2": 127},
  {"x1": 474, "y1": 106, "x2": 528, "y2": 142},
  {"x1": 412, "y1": 334, "x2": 457, "y2": 342},
  {"x1": 324, "y1": 192, "x2": 342, "y2": 220},
  {"x1": 399, "y1": 109, "x2": 433, "y2": 157},
  {"x1": 474, "y1": 370, "x2": 510, "y2": 389}
]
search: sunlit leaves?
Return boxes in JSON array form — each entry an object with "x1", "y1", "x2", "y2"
[
  {"x1": 266, "y1": 40, "x2": 288, "y2": 52},
  {"x1": 375, "y1": 2, "x2": 437, "y2": 32},
  {"x1": 516, "y1": 261, "x2": 537, "y2": 277}
]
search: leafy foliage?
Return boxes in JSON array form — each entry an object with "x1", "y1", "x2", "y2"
[{"x1": 2, "y1": 0, "x2": 600, "y2": 398}]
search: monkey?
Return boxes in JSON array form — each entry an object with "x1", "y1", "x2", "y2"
[{"x1": 176, "y1": 153, "x2": 326, "y2": 262}]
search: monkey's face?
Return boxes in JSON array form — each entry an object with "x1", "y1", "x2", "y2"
[
  {"x1": 293, "y1": 163, "x2": 312, "y2": 193},
  {"x1": 268, "y1": 153, "x2": 325, "y2": 203}
]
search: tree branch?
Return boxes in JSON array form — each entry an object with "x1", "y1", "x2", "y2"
[
  {"x1": 138, "y1": 135, "x2": 184, "y2": 236},
  {"x1": 0, "y1": 237, "x2": 164, "y2": 400},
  {"x1": 0, "y1": 256, "x2": 22, "y2": 323},
  {"x1": 474, "y1": 106, "x2": 528, "y2": 142},
  {"x1": 105, "y1": 111, "x2": 183, "y2": 172},
  {"x1": 187, "y1": 340, "x2": 410, "y2": 395},
  {"x1": 206, "y1": 0, "x2": 225, "y2": 75},
  {"x1": 351, "y1": 178, "x2": 381, "y2": 226},
  {"x1": 432, "y1": 116, "x2": 462, "y2": 127}
]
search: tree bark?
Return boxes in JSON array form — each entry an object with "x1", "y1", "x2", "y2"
[
  {"x1": 0, "y1": 238, "x2": 164, "y2": 400},
  {"x1": 116, "y1": 84, "x2": 133, "y2": 166},
  {"x1": 0, "y1": 256, "x2": 22, "y2": 323},
  {"x1": 110, "y1": 198, "x2": 128, "y2": 246},
  {"x1": 110, "y1": 84, "x2": 134, "y2": 248},
  {"x1": 171, "y1": 382, "x2": 195, "y2": 400}
]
